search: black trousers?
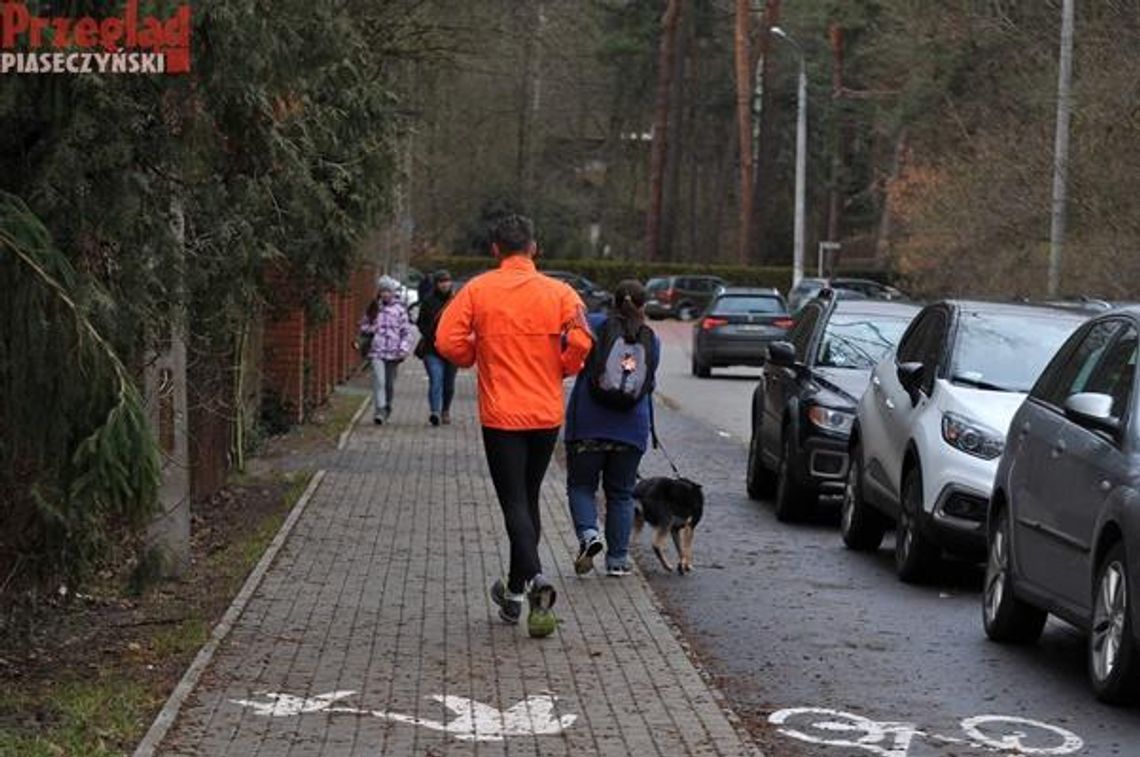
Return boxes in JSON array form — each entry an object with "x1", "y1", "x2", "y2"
[{"x1": 481, "y1": 427, "x2": 560, "y2": 594}]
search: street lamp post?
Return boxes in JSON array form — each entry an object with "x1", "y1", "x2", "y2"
[{"x1": 771, "y1": 27, "x2": 807, "y2": 288}]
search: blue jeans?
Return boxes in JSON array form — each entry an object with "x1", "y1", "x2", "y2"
[
  {"x1": 423, "y1": 353, "x2": 457, "y2": 414},
  {"x1": 566, "y1": 445, "x2": 643, "y2": 568}
]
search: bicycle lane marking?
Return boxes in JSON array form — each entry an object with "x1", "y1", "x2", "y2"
[{"x1": 769, "y1": 707, "x2": 1084, "y2": 756}]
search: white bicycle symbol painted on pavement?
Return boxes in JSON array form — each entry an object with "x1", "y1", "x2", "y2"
[{"x1": 769, "y1": 707, "x2": 1084, "y2": 756}]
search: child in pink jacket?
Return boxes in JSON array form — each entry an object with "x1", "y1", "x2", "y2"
[{"x1": 359, "y1": 276, "x2": 412, "y2": 424}]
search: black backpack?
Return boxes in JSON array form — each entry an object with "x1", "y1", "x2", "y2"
[{"x1": 585, "y1": 316, "x2": 656, "y2": 410}]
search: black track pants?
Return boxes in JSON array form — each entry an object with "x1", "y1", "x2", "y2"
[{"x1": 481, "y1": 427, "x2": 560, "y2": 594}]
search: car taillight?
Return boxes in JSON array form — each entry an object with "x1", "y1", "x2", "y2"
[
  {"x1": 659, "y1": 288, "x2": 675, "y2": 303},
  {"x1": 701, "y1": 317, "x2": 728, "y2": 330},
  {"x1": 773, "y1": 318, "x2": 794, "y2": 329}
]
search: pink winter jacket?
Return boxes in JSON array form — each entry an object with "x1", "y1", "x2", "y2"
[{"x1": 360, "y1": 301, "x2": 412, "y2": 361}]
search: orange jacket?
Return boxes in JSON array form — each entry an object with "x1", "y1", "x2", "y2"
[{"x1": 436, "y1": 256, "x2": 593, "y2": 430}]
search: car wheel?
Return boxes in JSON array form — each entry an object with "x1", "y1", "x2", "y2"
[
  {"x1": 691, "y1": 352, "x2": 711, "y2": 378},
  {"x1": 677, "y1": 303, "x2": 697, "y2": 321},
  {"x1": 840, "y1": 444, "x2": 887, "y2": 552},
  {"x1": 982, "y1": 508, "x2": 1046, "y2": 643},
  {"x1": 407, "y1": 302, "x2": 420, "y2": 323},
  {"x1": 1090, "y1": 542, "x2": 1140, "y2": 703},
  {"x1": 746, "y1": 421, "x2": 776, "y2": 501},
  {"x1": 895, "y1": 467, "x2": 938, "y2": 583},
  {"x1": 774, "y1": 431, "x2": 812, "y2": 522}
]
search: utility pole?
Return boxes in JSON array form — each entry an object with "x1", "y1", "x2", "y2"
[
  {"x1": 772, "y1": 27, "x2": 806, "y2": 287},
  {"x1": 793, "y1": 55, "x2": 807, "y2": 287},
  {"x1": 1048, "y1": 0, "x2": 1075, "y2": 297}
]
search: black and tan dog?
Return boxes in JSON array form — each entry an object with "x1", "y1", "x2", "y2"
[{"x1": 632, "y1": 476, "x2": 704, "y2": 574}]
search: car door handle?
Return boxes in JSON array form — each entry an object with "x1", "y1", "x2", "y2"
[
  {"x1": 1019, "y1": 421, "x2": 1030, "y2": 441},
  {"x1": 1051, "y1": 440, "x2": 1066, "y2": 458},
  {"x1": 1100, "y1": 480, "x2": 1112, "y2": 493}
]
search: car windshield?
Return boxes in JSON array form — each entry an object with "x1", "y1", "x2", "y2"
[
  {"x1": 951, "y1": 312, "x2": 1083, "y2": 393},
  {"x1": 646, "y1": 278, "x2": 668, "y2": 292},
  {"x1": 711, "y1": 295, "x2": 786, "y2": 315},
  {"x1": 816, "y1": 314, "x2": 912, "y2": 369}
]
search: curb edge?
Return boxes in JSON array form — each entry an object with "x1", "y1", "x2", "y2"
[{"x1": 132, "y1": 469, "x2": 328, "y2": 757}]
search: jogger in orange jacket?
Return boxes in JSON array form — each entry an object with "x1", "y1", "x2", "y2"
[{"x1": 436, "y1": 214, "x2": 592, "y2": 637}]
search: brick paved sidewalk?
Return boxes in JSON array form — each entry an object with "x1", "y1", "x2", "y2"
[{"x1": 149, "y1": 371, "x2": 759, "y2": 756}]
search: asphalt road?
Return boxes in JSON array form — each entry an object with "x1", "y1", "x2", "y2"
[{"x1": 636, "y1": 319, "x2": 1140, "y2": 757}]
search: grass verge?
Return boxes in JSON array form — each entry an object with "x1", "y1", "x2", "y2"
[{"x1": 0, "y1": 384, "x2": 366, "y2": 756}]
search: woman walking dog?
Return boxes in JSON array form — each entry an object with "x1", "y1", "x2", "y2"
[{"x1": 564, "y1": 280, "x2": 660, "y2": 577}]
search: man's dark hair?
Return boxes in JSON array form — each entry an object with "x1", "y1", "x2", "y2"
[{"x1": 490, "y1": 214, "x2": 535, "y2": 254}]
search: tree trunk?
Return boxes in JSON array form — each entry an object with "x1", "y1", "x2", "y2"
[
  {"x1": 749, "y1": 0, "x2": 780, "y2": 264},
  {"x1": 515, "y1": 1, "x2": 544, "y2": 196},
  {"x1": 874, "y1": 128, "x2": 909, "y2": 265},
  {"x1": 661, "y1": 2, "x2": 692, "y2": 262},
  {"x1": 143, "y1": 195, "x2": 190, "y2": 580},
  {"x1": 644, "y1": 0, "x2": 685, "y2": 261},
  {"x1": 827, "y1": 23, "x2": 844, "y2": 244},
  {"x1": 733, "y1": 0, "x2": 754, "y2": 264}
]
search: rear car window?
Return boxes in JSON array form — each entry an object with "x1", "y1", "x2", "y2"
[{"x1": 711, "y1": 295, "x2": 786, "y2": 315}]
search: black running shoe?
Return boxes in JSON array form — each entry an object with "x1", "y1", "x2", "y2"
[
  {"x1": 490, "y1": 578, "x2": 522, "y2": 624},
  {"x1": 527, "y1": 575, "x2": 558, "y2": 638},
  {"x1": 429, "y1": 413, "x2": 441, "y2": 426},
  {"x1": 574, "y1": 536, "x2": 604, "y2": 576}
]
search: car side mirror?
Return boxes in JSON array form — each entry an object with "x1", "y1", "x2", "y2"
[
  {"x1": 897, "y1": 362, "x2": 926, "y2": 403},
  {"x1": 1064, "y1": 392, "x2": 1119, "y2": 436},
  {"x1": 767, "y1": 341, "x2": 797, "y2": 369}
]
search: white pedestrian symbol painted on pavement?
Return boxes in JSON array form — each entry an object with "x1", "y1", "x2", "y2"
[{"x1": 231, "y1": 690, "x2": 577, "y2": 742}]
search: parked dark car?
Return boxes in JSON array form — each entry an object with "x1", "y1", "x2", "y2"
[
  {"x1": 543, "y1": 270, "x2": 612, "y2": 313},
  {"x1": 690, "y1": 288, "x2": 791, "y2": 378},
  {"x1": 747, "y1": 294, "x2": 921, "y2": 520},
  {"x1": 984, "y1": 307, "x2": 1139, "y2": 702},
  {"x1": 646, "y1": 275, "x2": 728, "y2": 320},
  {"x1": 788, "y1": 277, "x2": 904, "y2": 313}
]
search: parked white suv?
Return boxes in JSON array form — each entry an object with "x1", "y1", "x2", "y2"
[{"x1": 839, "y1": 301, "x2": 1088, "y2": 582}]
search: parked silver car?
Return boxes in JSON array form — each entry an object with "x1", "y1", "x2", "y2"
[{"x1": 984, "y1": 307, "x2": 1139, "y2": 702}]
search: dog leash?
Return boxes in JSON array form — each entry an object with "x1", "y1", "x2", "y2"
[{"x1": 649, "y1": 395, "x2": 682, "y2": 477}]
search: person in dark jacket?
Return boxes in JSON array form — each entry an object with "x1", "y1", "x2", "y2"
[
  {"x1": 416, "y1": 269, "x2": 458, "y2": 426},
  {"x1": 564, "y1": 280, "x2": 660, "y2": 577}
]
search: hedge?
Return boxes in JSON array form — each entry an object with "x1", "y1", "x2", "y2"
[
  {"x1": 411, "y1": 256, "x2": 898, "y2": 295},
  {"x1": 412, "y1": 256, "x2": 795, "y2": 292}
]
